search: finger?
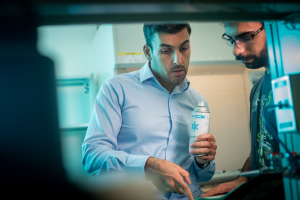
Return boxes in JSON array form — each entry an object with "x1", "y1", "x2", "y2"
[
  {"x1": 190, "y1": 147, "x2": 210, "y2": 155},
  {"x1": 196, "y1": 133, "x2": 215, "y2": 142},
  {"x1": 177, "y1": 167, "x2": 191, "y2": 184},
  {"x1": 152, "y1": 180, "x2": 169, "y2": 193},
  {"x1": 200, "y1": 186, "x2": 224, "y2": 197},
  {"x1": 214, "y1": 143, "x2": 217, "y2": 150},
  {"x1": 190, "y1": 141, "x2": 211, "y2": 148},
  {"x1": 178, "y1": 181, "x2": 193, "y2": 200},
  {"x1": 176, "y1": 168, "x2": 193, "y2": 199},
  {"x1": 210, "y1": 142, "x2": 217, "y2": 151},
  {"x1": 166, "y1": 180, "x2": 177, "y2": 193},
  {"x1": 200, "y1": 152, "x2": 216, "y2": 161},
  {"x1": 200, "y1": 188, "x2": 218, "y2": 197},
  {"x1": 210, "y1": 148, "x2": 216, "y2": 155},
  {"x1": 177, "y1": 188, "x2": 184, "y2": 195},
  {"x1": 202, "y1": 148, "x2": 216, "y2": 156},
  {"x1": 173, "y1": 183, "x2": 184, "y2": 195},
  {"x1": 208, "y1": 148, "x2": 217, "y2": 155},
  {"x1": 199, "y1": 151, "x2": 216, "y2": 161}
]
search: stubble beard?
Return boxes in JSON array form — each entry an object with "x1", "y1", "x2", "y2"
[
  {"x1": 151, "y1": 60, "x2": 187, "y2": 85},
  {"x1": 236, "y1": 44, "x2": 269, "y2": 70},
  {"x1": 165, "y1": 64, "x2": 188, "y2": 85}
]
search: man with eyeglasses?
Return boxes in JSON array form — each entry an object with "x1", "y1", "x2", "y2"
[{"x1": 201, "y1": 22, "x2": 280, "y2": 197}]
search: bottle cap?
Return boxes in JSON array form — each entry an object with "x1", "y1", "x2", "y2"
[{"x1": 198, "y1": 101, "x2": 205, "y2": 107}]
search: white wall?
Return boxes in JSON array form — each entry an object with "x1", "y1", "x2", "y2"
[
  {"x1": 37, "y1": 24, "x2": 116, "y2": 126},
  {"x1": 37, "y1": 24, "x2": 96, "y2": 77},
  {"x1": 37, "y1": 25, "x2": 96, "y2": 128},
  {"x1": 37, "y1": 24, "x2": 116, "y2": 183},
  {"x1": 91, "y1": 24, "x2": 116, "y2": 90},
  {"x1": 187, "y1": 65, "x2": 251, "y2": 172},
  {"x1": 189, "y1": 22, "x2": 235, "y2": 62}
]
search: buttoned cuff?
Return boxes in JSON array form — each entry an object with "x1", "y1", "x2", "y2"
[
  {"x1": 125, "y1": 154, "x2": 150, "y2": 179},
  {"x1": 193, "y1": 159, "x2": 215, "y2": 182}
]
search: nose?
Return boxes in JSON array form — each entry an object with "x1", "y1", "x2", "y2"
[
  {"x1": 232, "y1": 43, "x2": 245, "y2": 57},
  {"x1": 173, "y1": 50, "x2": 183, "y2": 65}
]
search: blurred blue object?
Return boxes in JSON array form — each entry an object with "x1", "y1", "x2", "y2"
[{"x1": 0, "y1": 1, "x2": 93, "y2": 199}]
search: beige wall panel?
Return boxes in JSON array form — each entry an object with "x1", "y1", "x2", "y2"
[{"x1": 187, "y1": 72, "x2": 251, "y2": 172}]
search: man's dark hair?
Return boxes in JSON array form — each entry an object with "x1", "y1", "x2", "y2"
[
  {"x1": 143, "y1": 24, "x2": 191, "y2": 50},
  {"x1": 222, "y1": 21, "x2": 264, "y2": 27}
]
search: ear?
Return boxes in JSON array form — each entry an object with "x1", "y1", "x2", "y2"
[{"x1": 143, "y1": 44, "x2": 151, "y2": 61}]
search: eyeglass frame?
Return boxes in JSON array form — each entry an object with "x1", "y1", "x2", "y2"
[{"x1": 222, "y1": 26, "x2": 265, "y2": 48}]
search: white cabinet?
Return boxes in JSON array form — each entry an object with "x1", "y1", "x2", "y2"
[
  {"x1": 37, "y1": 25, "x2": 96, "y2": 77},
  {"x1": 113, "y1": 23, "x2": 147, "y2": 68},
  {"x1": 56, "y1": 75, "x2": 96, "y2": 128},
  {"x1": 189, "y1": 22, "x2": 236, "y2": 65},
  {"x1": 113, "y1": 22, "x2": 236, "y2": 69}
]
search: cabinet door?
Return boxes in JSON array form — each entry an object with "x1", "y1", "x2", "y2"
[
  {"x1": 113, "y1": 23, "x2": 236, "y2": 68},
  {"x1": 113, "y1": 23, "x2": 147, "y2": 68},
  {"x1": 190, "y1": 22, "x2": 236, "y2": 64}
]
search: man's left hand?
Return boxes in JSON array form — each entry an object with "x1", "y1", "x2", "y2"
[{"x1": 189, "y1": 133, "x2": 217, "y2": 164}]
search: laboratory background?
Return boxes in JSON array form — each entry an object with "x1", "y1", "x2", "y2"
[
  {"x1": 37, "y1": 22, "x2": 264, "y2": 186},
  {"x1": 1, "y1": 1, "x2": 300, "y2": 200}
]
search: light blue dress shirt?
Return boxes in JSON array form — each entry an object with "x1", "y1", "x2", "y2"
[{"x1": 82, "y1": 62, "x2": 215, "y2": 200}]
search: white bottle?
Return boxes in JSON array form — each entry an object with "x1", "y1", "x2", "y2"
[{"x1": 189, "y1": 101, "x2": 210, "y2": 156}]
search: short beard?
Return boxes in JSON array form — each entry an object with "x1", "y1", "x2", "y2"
[
  {"x1": 154, "y1": 64, "x2": 187, "y2": 85},
  {"x1": 168, "y1": 64, "x2": 187, "y2": 84},
  {"x1": 151, "y1": 59, "x2": 187, "y2": 85},
  {"x1": 236, "y1": 44, "x2": 269, "y2": 69}
]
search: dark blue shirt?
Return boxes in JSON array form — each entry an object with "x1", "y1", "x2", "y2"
[{"x1": 250, "y1": 72, "x2": 280, "y2": 170}]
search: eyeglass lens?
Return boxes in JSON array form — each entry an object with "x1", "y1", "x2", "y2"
[{"x1": 224, "y1": 37, "x2": 254, "y2": 48}]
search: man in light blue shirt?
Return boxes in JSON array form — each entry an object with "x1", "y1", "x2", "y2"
[{"x1": 82, "y1": 23, "x2": 217, "y2": 200}]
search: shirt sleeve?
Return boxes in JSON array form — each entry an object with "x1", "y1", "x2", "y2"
[
  {"x1": 193, "y1": 159, "x2": 215, "y2": 183},
  {"x1": 81, "y1": 79, "x2": 150, "y2": 178}
]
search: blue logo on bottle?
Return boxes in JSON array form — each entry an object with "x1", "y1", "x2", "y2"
[
  {"x1": 195, "y1": 115, "x2": 205, "y2": 119},
  {"x1": 191, "y1": 122, "x2": 199, "y2": 132}
]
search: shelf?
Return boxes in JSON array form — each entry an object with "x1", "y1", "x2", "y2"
[
  {"x1": 31, "y1": 2, "x2": 300, "y2": 25},
  {"x1": 60, "y1": 123, "x2": 89, "y2": 131},
  {"x1": 56, "y1": 77, "x2": 90, "y2": 87},
  {"x1": 199, "y1": 170, "x2": 241, "y2": 185},
  {"x1": 115, "y1": 60, "x2": 239, "y2": 69}
]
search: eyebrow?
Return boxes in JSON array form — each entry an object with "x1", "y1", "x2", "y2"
[
  {"x1": 159, "y1": 40, "x2": 190, "y2": 48},
  {"x1": 224, "y1": 31, "x2": 254, "y2": 39},
  {"x1": 235, "y1": 31, "x2": 254, "y2": 38}
]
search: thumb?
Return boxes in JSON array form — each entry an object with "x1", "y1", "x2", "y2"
[
  {"x1": 178, "y1": 167, "x2": 191, "y2": 185},
  {"x1": 200, "y1": 187, "x2": 219, "y2": 197}
]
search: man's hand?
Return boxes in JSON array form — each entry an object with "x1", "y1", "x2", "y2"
[
  {"x1": 189, "y1": 133, "x2": 217, "y2": 164},
  {"x1": 144, "y1": 157, "x2": 194, "y2": 200},
  {"x1": 200, "y1": 177, "x2": 247, "y2": 197}
]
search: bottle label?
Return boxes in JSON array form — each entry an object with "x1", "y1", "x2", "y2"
[{"x1": 189, "y1": 112, "x2": 210, "y2": 155}]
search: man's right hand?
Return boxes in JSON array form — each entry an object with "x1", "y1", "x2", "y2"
[
  {"x1": 200, "y1": 177, "x2": 247, "y2": 197},
  {"x1": 144, "y1": 157, "x2": 193, "y2": 200}
]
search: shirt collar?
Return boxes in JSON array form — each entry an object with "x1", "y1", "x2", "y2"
[
  {"x1": 140, "y1": 62, "x2": 154, "y2": 83},
  {"x1": 178, "y1": 77, "x2": 190, "y2": 92},
  {"x1": 140, "y1": 62, "x2": 190, "y2": 92}
]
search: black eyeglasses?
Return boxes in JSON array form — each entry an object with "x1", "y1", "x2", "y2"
[{"x1": 222, "y1": 26, "x2": 265, "y2": 48}]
